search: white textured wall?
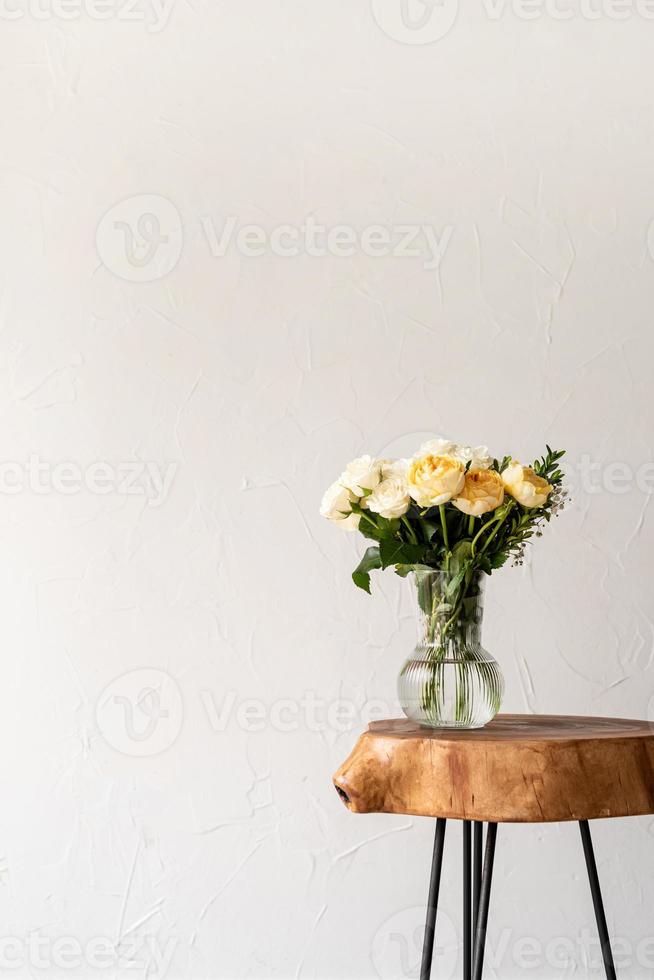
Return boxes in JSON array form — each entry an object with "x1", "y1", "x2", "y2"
[{"x1": 1, "y1": 1, "x2": 654, "y2": 977}]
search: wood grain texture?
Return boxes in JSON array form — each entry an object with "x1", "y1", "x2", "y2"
[{"x1": 333, "y1": 715, "x2": 654, "y2": 823}]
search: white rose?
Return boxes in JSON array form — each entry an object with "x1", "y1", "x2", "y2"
[
  {"x1": 366, "y1": 479, "x2": 412, "y2": 520},
  {"x1": 380, "y1": 457, "x2": 410, "y2": 482},
  {"x1": 455, "y1": 445, "x2": 492, "y2": 471},
  {"x1": 340, "y1": 455, "x2": 382, "y2": 496},
  {"x1": 320, "y1": 481, "x2": 360, "y2": 530},
  {"x1": 418, "y1": 438, "x2": 458, "y2": 458},
  {"x1": 502, "y1": 461, "x2": 552, "y2": 508},
  {"x1": 419, "y1": 438, "x2": 492, "y2": 471}
]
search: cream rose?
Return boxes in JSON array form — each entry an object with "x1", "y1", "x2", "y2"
[
  {"x1": 407, "y1": 454, "x2": 465, "y2": 507},
  {"x1": 366, "y1": 479, "x2": 411, "y2": 519},
  {"x1": 419, "y1": 438, "x2": 458, "y2": 458},
  {"x1": 419, "y1": 438, "x2": 492, "y2": 471},
  {"x1": 502, "y1": 461, "x2": 552, "y2": 508},
  {"x1": 340, "y1": 455, "x2": 382, "y2": 496},
  {"x1": 453, "y1": 469, "x2": 504, "y2": 517},
  {"x1": 379, "y1": 458, "x2": 410, "y2": 482},
  {"x1": 319, "y1": 481, "x2": 360, "y2": 530},
  {"x1": 455, "y1": 445, "x2": 492, "y2": 471}
]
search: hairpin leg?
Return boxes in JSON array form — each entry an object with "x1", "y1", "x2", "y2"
[
  {"x1": 463, "y1": 821, "x2": 472, "y2": 980},
  {"x1": 472, "y1": 822, "x2": 497, "y2": 980},
  {"x1": 420, "y1": 818, "x2": 447, "y2": 980},
  {"x1": 473, "y1": 822, "x2": 483, "y2": 935},
  {"x1": 579, "y1": 821, "x2": 617, "y2": 980}
]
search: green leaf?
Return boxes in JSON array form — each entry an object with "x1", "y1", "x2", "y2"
[
  {"x1": 350, "y1": 503, "x2": 399, "y2": 543},
  {"x1": 395, "y1": 562, "x2": 432, "y2": 578},
  {"x1": 379, "y1": 538, "x2": 425, "y2": 570},
  {"x1": 445, "y1": 564, "x2": 468, "y2": 597},
  {"x1": 358, "y1": 522, "x2": 383, "y2": 543},
  {"x1": 450, "y1": 539, "x2": 472, "y2": 574},
  {"x1": 420, "y1": 519, "x2": 441, "y2": 542},
  {"x1": 377, "y1": 517, "x2": 401, "y2": 536},
  {"x1": 394, "y1": 564, "x2": 413, "y2": 578},
  {"x1": 352, "y1": 546, "x2": 382, "y2": 594},
  {"x1": 493, "y1": 455, "x2": 511, "y2": 473}
]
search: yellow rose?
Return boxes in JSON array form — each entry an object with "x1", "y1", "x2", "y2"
[
  {"x1": 452, "y1": 469, "x2": 504, "y2": 517},
  {"x1": 407, "y1": 454, "x2": 465, "y2": 507},
  {"x1": 502, "y1": 461, "x2": 552, "y2": 508}
]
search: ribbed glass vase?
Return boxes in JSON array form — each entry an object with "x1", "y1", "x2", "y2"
[{"x1": 397, "y1": 568, "x2": 503, "y2": 729}]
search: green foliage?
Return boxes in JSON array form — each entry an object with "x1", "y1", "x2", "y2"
[
  {"x1": 351, "y1": 546, "x2": 382, "y2": 594},
  {"x1": 351, "y1": 447, "x2": 567, "y2": 595},
  {"x1": 379, "y1": 538, "x2": 425, "y2": 570}
]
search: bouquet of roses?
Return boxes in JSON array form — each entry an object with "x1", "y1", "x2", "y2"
[
  {"x1": 321, "y1": 437, "x2": 566, "y2": 727},
  {"x1": 320, "y1": 437, "x2": 566, "y2": 596}
]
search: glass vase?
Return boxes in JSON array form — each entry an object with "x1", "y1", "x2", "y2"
[{"x1": 397, "y1": 568, "x2": 503, "y2": 729}]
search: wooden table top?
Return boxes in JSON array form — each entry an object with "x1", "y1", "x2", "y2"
[{"x1": 333, "y1": 714, "x2": 654, "y2": 823}]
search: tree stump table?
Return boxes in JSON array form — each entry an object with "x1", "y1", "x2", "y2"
[{"x1": 333, "y1": 715, "x2": 654, "y2": 980}]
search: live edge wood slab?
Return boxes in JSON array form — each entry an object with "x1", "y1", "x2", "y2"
[{"x1": 333, "y1": 714, "x2": 654, "y2": 823}]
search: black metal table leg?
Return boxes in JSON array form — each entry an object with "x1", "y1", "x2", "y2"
[
  {"x1": 415, "y1": 817, "x2": 618, "y2": 980},
  {"x1": 473, "y1": 822, "x2": 483, "y2": 935},
  {"x1": 463, "y1": 821, "x2": 472, "y2": 980},
  {"x1": 579, "y1": 820, "x2": 617, "y2": 980},
  {"x1": 420, "y1": 818, "x2": 447, "y2": 980},
  {"x1": 472, "y1": 822, "x2": 497, "y2": 980}
]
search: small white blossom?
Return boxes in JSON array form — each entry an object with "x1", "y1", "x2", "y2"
[
  {"x1": 418, "y1": 437, "x2": 458, "y2": 458},
  {"x1": 380, "y1": 458, "x2": 410, "y2": 482},
  {"x1": 418, "y1": 437, "x2": 492, "y2": 471},
  {"x1": 320, "y1": 481, "x2": 359, "y2": 530},
  {"x1": 456, "y1": 445, "x2": 492, "y2": 471},
  {"x1": 340, "y1": 455, "x2": 382, "y2": 496},
  {"x1": 366, "y1": 479, "x2": 412, "y2": 520}
]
